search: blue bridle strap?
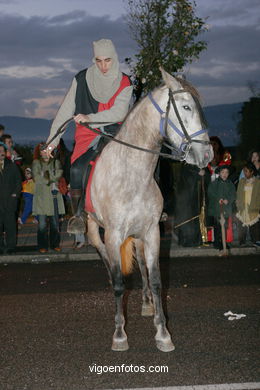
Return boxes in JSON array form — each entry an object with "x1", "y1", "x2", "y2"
[
  {"x1": 148, "y1": 92, "x2": 184, "y2": 138},
  {"x1": 148, "y1": 92, "x2": 207, "y2": 142}
]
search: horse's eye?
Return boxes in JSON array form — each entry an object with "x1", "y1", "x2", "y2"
[{"x1": 183, "y1": 105, "x2": 191, "y2": 111}]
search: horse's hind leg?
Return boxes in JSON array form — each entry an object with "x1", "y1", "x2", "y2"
[
  {"x1": 105, "y1": 230, "x2": 128, "y2": 351},
  {"x1": 135, "y1": 239, "x2": 154, "y2": 316},
  {"x1": 144, "y1": 225, "x2": 175, "y2": 352}
]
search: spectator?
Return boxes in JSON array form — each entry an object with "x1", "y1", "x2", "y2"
[
  {"x1": 1, "y1": 134, "x2": 22, "y2": 165},
  {"x1": 174, "y1": 163, "x2": 210, "y2": 247},
  {"x1": 0, "y1": 124, "x2": 5, "y2": 138},
  {"x1": 207, "y1": 165, "x2": 236, "y2": 254},
  {"x1": 239, "y1": 150, "x2": 260, "y2": 179},
  {"x1": 207, "y1": 136, "x2": 232, "y2": 182},
  {"x1": 206, "y1": 136, "x2": 233, "y2": 243},
  {"x1": 32, "y1": 143, "x2": 65, "y2": 253},
  {"x1": 236, "y1": 162, "x2": 260, "y2": 247},
  {"x1": 18, "y1": 167, "x2": 36, "y2": 226},
  {"x1": 0, "y1": 142, "x2": 22, "y2": 254}
]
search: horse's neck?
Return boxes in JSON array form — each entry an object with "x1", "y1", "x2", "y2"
[{"x1": 116, "y1": 100, "x2": 162, "y2": 177}]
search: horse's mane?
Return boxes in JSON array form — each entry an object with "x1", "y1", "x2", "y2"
[
  {"x1": 121, "y1": 75, "x2": 207, "y2": 133},
  {"x1": 176, "y1": 77, "x2": 208, "y2": 129},
  {"x1": 176, "y1": 76, "x2": 201, "y2": 103}
]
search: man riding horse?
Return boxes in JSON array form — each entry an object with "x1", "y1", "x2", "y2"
[{"x1": 44, "y1": 39, "x2": 133, "y2": 234}]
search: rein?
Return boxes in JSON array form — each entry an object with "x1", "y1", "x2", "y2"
[
  {"x1": 43, "y1": 87, "x2": 209, "y2": 162},
  {"x1": 43, "y1": 118, "x2": 179, "y2": 160}
]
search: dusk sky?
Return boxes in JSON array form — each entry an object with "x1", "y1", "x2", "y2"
[{"x1": 0, "y1": 0, "x2": 259, "y2": 119}]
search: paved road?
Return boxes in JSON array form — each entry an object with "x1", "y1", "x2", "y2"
[{"x1": 0, "y1": 255, "x2": 259, "y2": 390}]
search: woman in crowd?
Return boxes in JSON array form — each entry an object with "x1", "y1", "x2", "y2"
[
  {"x1": 236, "y1": 162, "x2": 260, "y2": 247},
  {"x1": 32, "y1": 143, "x2": 65, "y2": 253},
  {"x1": 239, "y1": 150, "x2": 260, "y2": 179}
]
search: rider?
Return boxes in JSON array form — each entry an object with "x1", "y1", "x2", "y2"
[{"x1": 44, "y1": 39, "x2": 133, "y2": 234}]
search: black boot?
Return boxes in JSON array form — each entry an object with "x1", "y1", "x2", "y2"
[{"x1": 67, "y1": 189, "x2": 88, "y2": 234}]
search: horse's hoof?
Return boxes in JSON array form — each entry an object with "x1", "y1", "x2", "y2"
[
  {"x1": 141, "y1": 303, "x2": 154, "y2": 316},
  {"x1": 156, "y1": 339, "x2": 175, "y2": 352},
  {"x1": 112, "y1": 338, "x2": 129, "y2": 351}
]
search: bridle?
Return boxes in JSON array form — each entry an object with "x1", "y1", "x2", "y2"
[{"x1": 148, "y1": 88, "x2": 209, "y2": 161}]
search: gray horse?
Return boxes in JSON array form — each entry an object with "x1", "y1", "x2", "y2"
[{"x1": 87, "y1": 68, "x2": 213, "y2": 352}]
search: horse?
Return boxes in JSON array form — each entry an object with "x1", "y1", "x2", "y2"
[{"x1": 86, "y1": 68, "x2": 213, "y2": 352}]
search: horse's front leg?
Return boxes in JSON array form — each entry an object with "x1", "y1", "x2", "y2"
[
  {"x1": 105, "y1": 231, "x2": 128, "y2": 351},
  {"x1": 144, "y1": 224, "x2": 175, "y2": 352},
  {"x1": 135, "y1": 238, "x2": 154, "y2": 316}
]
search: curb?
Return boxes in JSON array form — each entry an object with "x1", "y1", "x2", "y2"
[
  {"x1": 0, "y1": 245, "x2": 259, "y2": 264},
  {"x1": 169, "y1": 246, "x2": 259, "y2": 257}
]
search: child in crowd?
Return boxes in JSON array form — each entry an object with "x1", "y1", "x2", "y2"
[
  {"x1": 236, "y1": 162, "x2": 260, "y2": 246},
  {"x1": 1, "y1": 134, "x2": 22, "y2": 165},
  {"x1": 207, "y1": 165, "x2": 236, "y2": 252},
  {"x1": 18, "y1": 168, "x2": 37, "y2": 226},
  {"x1": 239, "y1": 150, "x2": 260, "y2": 179}
]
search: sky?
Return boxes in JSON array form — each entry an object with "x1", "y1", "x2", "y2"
[{"x1": 0, "y1": 0, "x2": 260, "y2": 119}]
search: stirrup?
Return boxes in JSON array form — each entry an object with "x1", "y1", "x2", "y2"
[
  {"x1": 160, "y1": 212, "x2": 168, "y2": 222},
  {"x1": 67, "y1": 214, "x2": 87, "y2": 234}
]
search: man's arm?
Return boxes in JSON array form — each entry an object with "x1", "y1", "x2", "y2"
[
  {"x1": 45, "y1": 78, "x2": 77, "y2": 155},
  {"x1": 75, "y1": 86, "x2": 133, "y2": 128}
]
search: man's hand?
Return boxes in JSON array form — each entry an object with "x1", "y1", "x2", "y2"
[
  {"x1": 74, "y1": 114, "x2": 90, "y2": 124},
  {"x1": 43, "y1": 144, "x2": 55, "y2": 158}
]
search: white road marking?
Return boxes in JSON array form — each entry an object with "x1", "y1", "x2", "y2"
[{"x1": 104, "y1": 383, "x2": 260, "y2": 390}]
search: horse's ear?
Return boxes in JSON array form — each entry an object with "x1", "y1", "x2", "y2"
[{"x1": 160, "y1": 66, "x2": 182, "y2": 91}]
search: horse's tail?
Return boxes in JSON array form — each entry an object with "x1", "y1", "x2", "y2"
[{"x1": 120, "y1": 237, "x2": 135, "y2": 276}]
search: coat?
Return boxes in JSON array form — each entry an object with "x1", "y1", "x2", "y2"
[
  {"x1": 0, "y1": 158, "x2": 22, "y2": 212},
  {"x1": 207, "y1": 178, "x2": 236, "y2": 218},
  {"x1": 32, "y1": 159, "x2": 65, "y2": 216},
  {"x1": 236, "y1": 177, "x2": 260, "y2": 226}
]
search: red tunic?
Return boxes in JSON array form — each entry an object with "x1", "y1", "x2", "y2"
[{"x1": 71, "y1": 74, "x2": 131, "y2": 164}]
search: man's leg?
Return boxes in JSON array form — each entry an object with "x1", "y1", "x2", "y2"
[
  {"x1": 49, "y1": 215, "x2": 61, "y2": 249},
  {"x1": 0, "y1": 211, "x2": 5, "y2": 253},
  {"x1": 37, "y1": 215, "x2": 48, "y2": 251},
  {"x1": 67, "y1": 148, "x2": 98, "y2": 234},
  {"x1": 4, "y1": 210, "x2": 17, "y2": 252}
]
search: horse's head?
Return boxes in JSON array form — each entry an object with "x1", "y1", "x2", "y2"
[{"x1": 156, "y1": 68, "x2": 213, "y2": 168}]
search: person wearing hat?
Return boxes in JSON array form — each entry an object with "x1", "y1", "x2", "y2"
[
  {"x1": 44, "y1": 39, "x2": 133, "y2": 234},
  {"x1": 0, "y1": 142, "x2": 22, "y2": 254},
  {"x1": 207, "y1": 165, "x2": 236, "y2": 252},
  {"x1": 18, "y1": 167, "x2": 36, "y2": 226}
]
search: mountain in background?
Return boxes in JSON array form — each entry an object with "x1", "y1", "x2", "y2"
[{"x1": 0, "y1": 102, "x2": 242, "y2": 149}]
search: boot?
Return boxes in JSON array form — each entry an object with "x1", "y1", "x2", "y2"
[{"x1": 67, "y1": 189, "x2": 88, "y2": 234}]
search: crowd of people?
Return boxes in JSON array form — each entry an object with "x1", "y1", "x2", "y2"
[
  {"x1": 0, "y1": 37, "x2": 259, "y2": 256},
  {"x1": 0, "y1": 122, "x2": 259, "y2": 256},
  {"x1": 174, "y1": 136, "x2": 260, "y2": 255}
]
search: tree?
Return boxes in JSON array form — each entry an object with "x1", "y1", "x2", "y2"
[
  {"x1": 125, "y1": 0, "x2": 208, "y2": 97},
  {"x1": 237, "y1": 97, "x2": 260, "y2": 158}
]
